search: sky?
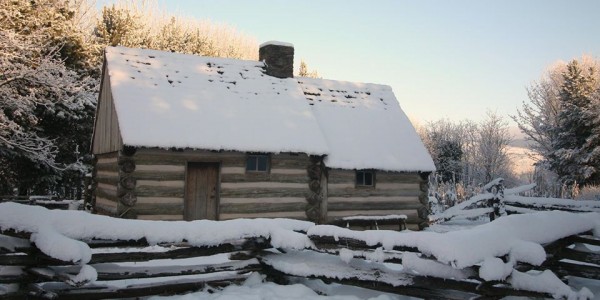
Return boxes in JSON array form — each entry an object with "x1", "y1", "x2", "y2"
[{"x1": 99, "y1": 0, "x2": 600, "y2": 125}]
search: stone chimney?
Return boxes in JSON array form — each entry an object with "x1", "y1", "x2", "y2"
[{"x1": 259, "y1": 41, "x2": 294, "y2": 78}]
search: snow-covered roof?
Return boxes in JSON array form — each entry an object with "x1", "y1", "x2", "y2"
[
  {"x1": 298, "y1": 78, "x2": 435, "y2": 172},
  {"x1": 103, "y1": 46, "x2": 435, "y2": 172},
  {"x1": 105, "y1": 47, "x2": 328, "y2": 155}
]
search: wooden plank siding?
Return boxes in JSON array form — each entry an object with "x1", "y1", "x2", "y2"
[
  {"x1": 128, "y1": 149, "x2": 310, "y2": 221},
  {"x1": 91, "y1": 65, "x2": 123, "y2": 154},
  {"x1": 326, "y1": 169, "x2": 425, "y2": 228}
]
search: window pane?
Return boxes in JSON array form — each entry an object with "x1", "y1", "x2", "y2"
[
  {"x1": 365, "y1": 172, "x2": 373, "y2": 186},
  {"x1": 246, "y1": 156, "x2": 257, "y2": 171},
  {"x1": 356, "y1": 171, "x2": 364, "y2": 185},
  {"x1": 257, "y1": 155, "x2": 268, "y2": 171}
]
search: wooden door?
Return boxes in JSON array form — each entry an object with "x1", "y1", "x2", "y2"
[{"x1": 185, "y1": 163, "x2": 219, "y2": 220}]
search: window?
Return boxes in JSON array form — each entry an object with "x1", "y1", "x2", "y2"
[
  {"x1": 246, "y1": 154, "x2": 269, "y2": 172},
  {"x1": 356, "y1": 170, "x2": 375, "y2": 187}
]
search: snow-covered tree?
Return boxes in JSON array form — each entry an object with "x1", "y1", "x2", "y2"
[
  {"x1": 95, "y1": 4, "x2": 148, "y2": 48},
  {"x1": 94, "y1": 1, "x2": 258, "y2": 60},
  {"x1": 420, "y1": 120, "x2": 465, "y2": 183},
  {"x1": 0, "y1": 0, "x2": 97, "y2": 195},
  {"x1": 549, "y1": 60, "x2": 600, "y2": 186},
  {"x1": 513, "y1": 55, "x2": 600, "y2": 191},
  {"x1": 512, "y1": 76, "x2": 560, "y2": 159},
  {"x1": 420, "y1": 114, "x2": 516, "y2": 204}
]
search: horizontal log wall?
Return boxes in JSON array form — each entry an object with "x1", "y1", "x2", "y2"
[
  {"x1": 94, "y1": 152, "x2": 119, "y2": 216},
  {"x1": 130, "y1": 149, "x2": 311, "y2": 221},
  {"x1": 220, "y1": 152, "x2": 309, "y2": 220},
  {"x1": 326, "y1": 169, "x2": 427, "y2": 229}
]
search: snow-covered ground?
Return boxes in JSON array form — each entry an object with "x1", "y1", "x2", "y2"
[{"x1": 148, "y1": 273, "x2": 407, "y2": 300}]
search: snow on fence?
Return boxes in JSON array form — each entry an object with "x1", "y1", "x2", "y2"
[
  {"x1": 0, "y1": 196, "x2": 82, "y2": 211},
  {"x1": 431, "y1": 178, "x2": 600, "y2": 223},
  {"x1": 1, "y1": 202, "x2": 599, "y2": 299}
]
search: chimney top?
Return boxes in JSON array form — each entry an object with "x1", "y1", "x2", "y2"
[
  {"x1": 259, "y1": 41, "x2": 295, "y2": 48},
  {"x1": 259, "y1": 41, "x2": 294, "y2": 79}
]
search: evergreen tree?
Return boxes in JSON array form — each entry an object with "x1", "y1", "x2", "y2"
[
  {"x1": 436, "y1": 140, "x2": 463, "y2": 183},
  {"x1": 420, "y1": 120, "x2": 467, "y2": 184},
  {"x1": 549, "y1": 60, "x2": 599, "y2": 186},
  {"x1": 95, "y1": 5, "x2": 147, "y2": 48}
]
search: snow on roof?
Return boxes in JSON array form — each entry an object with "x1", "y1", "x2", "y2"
[
  {"x1": 298, "y1": 78, "x2": 435, "y2": 172},
  {"x1": 259, "y1": 41, "x2": 294, "y2": 48},
  {"x1": 105, "y1": 46, "x2": 328, "y2": 155},
  {"x1": 103, "y1": 46, "x2": 435, "y2": 172}
]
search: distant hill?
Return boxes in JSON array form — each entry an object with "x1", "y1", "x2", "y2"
[{"x1": 508, "y1": 126, "x2": 535, "y2": 148}]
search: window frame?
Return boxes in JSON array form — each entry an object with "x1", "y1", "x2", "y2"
[
  {"x1": 246, "y1": 153, "x2": 270, "y2": 173},
  {"x1": 355, "y1": 169, "x2": 376, "y2": 188}
]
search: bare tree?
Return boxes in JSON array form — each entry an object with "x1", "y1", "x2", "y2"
[
  {"x1": 476, "y1": 111, "x2": 512, "y2": 183},
  {"x1": 420, "y1": 113, "x2": 516, "y2": 205}
]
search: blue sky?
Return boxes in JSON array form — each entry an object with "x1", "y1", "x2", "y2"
[{"x1": 100, "y1": 0, "x2": 600, "y2": 124}]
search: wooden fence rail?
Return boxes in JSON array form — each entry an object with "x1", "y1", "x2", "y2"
[
  {"x1": 2, "y1": 225, "x2": 599, "y2": 299},
  {"x1": 1, "y1": 205, "x2": 599, "y2": 299},
  {"x1": 0, "y1": 228, "x2": 270, "y2": 299},
  {"x1": 292, "y1": 230, "x2": 599, "y2": 300}
]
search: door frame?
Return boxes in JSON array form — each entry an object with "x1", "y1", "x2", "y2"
[{"x1": 184, "y1": 161, "x2": 221, "y2": 220}]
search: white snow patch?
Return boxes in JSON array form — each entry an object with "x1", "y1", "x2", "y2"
[
  {"x1": 402, "y1": 252, "x2": 472, "y2": 280},
  {"x1": 339, "y1": 248, "x2": 354, "y2": 264},
  {"x1": 509, "y1": 270, "x2": 594, "y2": 299},
  {"x1": 342, "y1": 215, "x2": 407, "y2": 221},
  {"x1": 31, "y1": 227, "x2": 91, "y2": 264},
  {"x1": 505, "y1": 183, "x2": 536, "y2": 195},
  {"x1": 365, "y1": 247, "x2": 386, "y2": 263},
  {"x1": 67, "y1": 265, "x2": 97, "y2": 286},
  {"x1": 478, "y1": 257, "x2": 513, "y2": 281}
]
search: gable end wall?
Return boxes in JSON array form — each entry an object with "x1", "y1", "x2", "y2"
[{"x1": 92, "y1": 63, "x2": 123, "y2": 154}]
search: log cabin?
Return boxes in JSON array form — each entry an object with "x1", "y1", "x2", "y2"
[{"x1": 91, "y1": 42, "x2": 436, "y2": 229}]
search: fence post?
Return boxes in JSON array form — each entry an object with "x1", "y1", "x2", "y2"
[{"x1": 485, "y1": 178, "x2": 505, "y2": 221}]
